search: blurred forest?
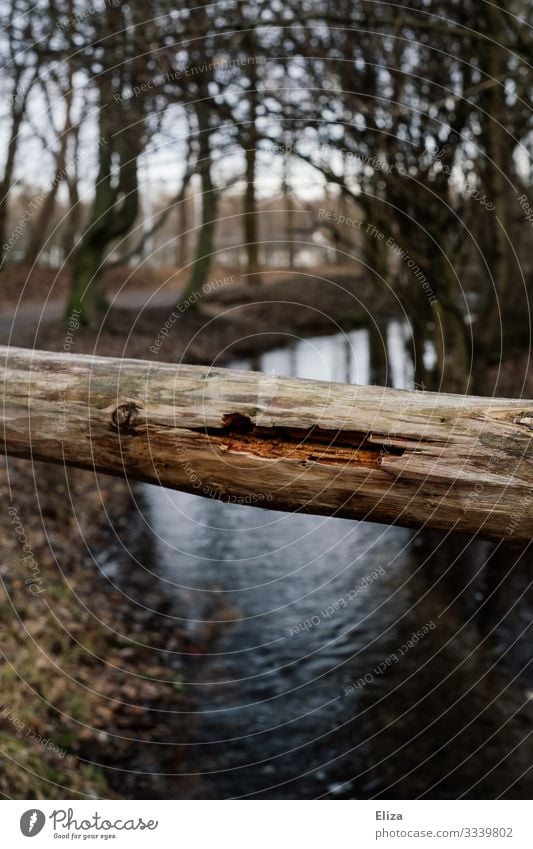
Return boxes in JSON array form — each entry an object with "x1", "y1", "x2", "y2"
[{"x1": 1, "y1": 0, "x2": 532, "y2": 392}]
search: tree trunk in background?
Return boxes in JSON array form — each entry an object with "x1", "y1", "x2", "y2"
[
  {"x1": 176, "y1": 184, "x2": 191, "y2": 268},
  {"x1": 0, "y1": 72, "x2": 30, "y2": 265},
  {"x1": 24, "y1": 85, "x2": 74, "y2": 266},
  {"x1": 361, "y1": 200, "x2": 388, "y2": 288},
  {"x1": 286, "y1": 202, "x2": 295, "y2": 267},
  {"x1": 241, "y1": 22, "x2": 261, "y2": 286},
  {"x1": 61, "y1": 101, "x2": 83, "y2": 260},
  {"x1": 335, "y1": 191, "x2": 348, "y2": 264},
  {"x1": 68, "y1": 0, "x2": 143, "y2": 326},
  {"x1": 68, "y1": 97, "x2": 140, "y2": 326},
  {"x1": 62, "y1": 173, "x2": 81, "y2": 260},
  {"x1": 477, "y1": 2, "x2": 511, "y2": 382},
  {"x1": 284, "y1": 189, "x2": 295, "y2": 269},
  {"x1": 179, "y1": 106, "x2": 218, "y2": 305},
  {"x1": 0, "y1": 115, "x2": 23, "y2": 254},
  {"x1": 430, "y1": 256, "x2": 471, "y2": 394},
  {"x1": 409, "y1": 308, "x2": 434, "y2": 391},
  {"x1": 244, "y1": 142, "x2": 261, "y2": 284},
  {"x1": 368, "y1": 319, "x2": 389, "y2": 387},
  {"x1": 282, "y1": 155, "x2": 295, "y2": 268}
]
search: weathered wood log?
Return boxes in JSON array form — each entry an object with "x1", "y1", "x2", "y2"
[{"x1": 1, "y1": 346, "x2": 532, "y2": 541}]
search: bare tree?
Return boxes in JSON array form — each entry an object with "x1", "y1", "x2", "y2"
[{"x1": 0, "y1": 0, "x2": 39, "y2": 264}]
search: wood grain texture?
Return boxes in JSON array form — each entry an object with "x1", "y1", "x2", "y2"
[{"x1": 1, "y1": 346, "x2": 532, "y2": 541}]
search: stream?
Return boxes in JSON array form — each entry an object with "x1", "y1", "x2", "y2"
[{"x1": 143, "y1": 324, "x2": 533, "y2": 799}]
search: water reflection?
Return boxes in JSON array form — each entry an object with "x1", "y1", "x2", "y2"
[
  {"x1": 144, "y1": 326, "x2": 532, "y2": 799},
  {"x1": 233, "y1": 327, "x2": 371, "y2": 385}
]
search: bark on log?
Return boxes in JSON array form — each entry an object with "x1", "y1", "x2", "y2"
[{"x1": 1, "y1": 346, "x2": 532, "y2": 542}]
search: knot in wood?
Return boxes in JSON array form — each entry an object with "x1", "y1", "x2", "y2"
[{"x1": 111, "y1": 402, "x2": 140, "y2": 435}]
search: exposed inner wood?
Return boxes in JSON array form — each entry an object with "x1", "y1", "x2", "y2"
[{"x1": 204, "y1": 415, "x2": 406, "y2": 468}]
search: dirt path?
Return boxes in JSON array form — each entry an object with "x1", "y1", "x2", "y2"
[{"x1": 0, "y1": 288, "x2": 184, "y2": 346}]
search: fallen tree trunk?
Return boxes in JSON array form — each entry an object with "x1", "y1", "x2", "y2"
[{"x1": 1, "y1": 346, "x2": 532, "y2": 541}]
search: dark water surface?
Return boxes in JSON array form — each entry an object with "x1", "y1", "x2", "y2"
[{"x1": 144, "y1": 328, "x2": 533, "y2": 799}]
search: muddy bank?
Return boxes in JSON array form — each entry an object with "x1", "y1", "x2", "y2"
[{"x1": 0, "y1": 456, "x2": 214, "y2": 799}]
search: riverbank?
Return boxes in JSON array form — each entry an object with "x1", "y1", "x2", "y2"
[{"x1": 0, "y1": 456, "x2": 215, "y2": 799}]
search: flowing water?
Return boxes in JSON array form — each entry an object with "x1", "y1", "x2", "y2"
[{"x1": 143, "y1": 325, "x2": 533, "y2": 799}]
